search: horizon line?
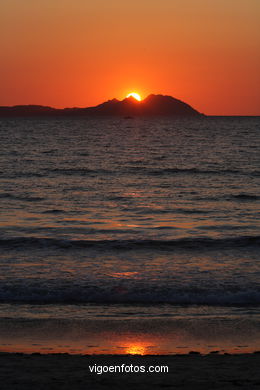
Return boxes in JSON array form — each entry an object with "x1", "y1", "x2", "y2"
[{"x1": 1, "y1": 95, "x2": 260, "y2": 117}]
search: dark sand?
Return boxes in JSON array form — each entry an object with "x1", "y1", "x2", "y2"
[{"x1": 0, "y1": 353, "x2": 260, "y2": 389}]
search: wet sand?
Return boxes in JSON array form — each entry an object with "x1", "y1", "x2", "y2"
[{"x1": 0, "y1": 352, "x2": 260, "y2": 389}]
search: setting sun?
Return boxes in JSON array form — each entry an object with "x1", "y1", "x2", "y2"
[
  {"x1": 126, "y1": 92, "x2": 142, "y2": 101},
  {"x1": 125, "y1": 344, "x2": 146, "y2": 355}
]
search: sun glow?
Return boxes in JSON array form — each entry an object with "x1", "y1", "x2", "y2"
[
  {"x1": 126, "y1": 92, "x2": 142, "y2": 101},
  {"x1": 125, "y1": 344, "x2": 146, "y2": 355}
]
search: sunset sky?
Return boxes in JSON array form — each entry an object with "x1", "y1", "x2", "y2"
[{"x1": 1, "y1": 0, "x2": 259, "y2": 115}]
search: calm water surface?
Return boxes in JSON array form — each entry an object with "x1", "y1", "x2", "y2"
[{"x1": 0, "y1": 116, "x2": 259, "y2": 353}]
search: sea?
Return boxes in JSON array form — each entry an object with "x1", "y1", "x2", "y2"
[{"x1": 0, "y1": 116, "x2": 259, "y2": 355}]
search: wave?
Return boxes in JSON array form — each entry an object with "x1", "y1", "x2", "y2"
[
  {"x1": 146, "y1": 168, "x2": 260, "y2": 177},
  {"x1": 137, "y1": 167, "x2": 243, "y2": 176},
  {"x1": 43, "y1": 167, "x2": 260, "y2": 177},
  {"x1": 0, "y1": 235, "x2": 259, "y2": 250},
  {"x1": 193, "y1": 193, "x2": 260, "y2": 202},
  {"x1": 42, "y1": 209, "x2": 65, "y2": 214},
  {"x1": 0, "y1": 193, "x2": 45, "y2": 202},
  {"x1": 1, "y1": 191, "x2": 258, "y2": 205},
  {"x1": 0, "y1": 283, "x2": 259, "y2": 306},
  {"x1": 230, "y1": 194, "x2": 260, "y2": 201},
  {"x1": 3, "y1": 167, "x2": 260, "y2": 179},
  {"x1": 1, "y1": 172, "x2": 45, "y2": 179},
  {"x1": 131, "y1": 207, "x2": 214, "y2": 215},
  {"x1": 44, "y1": 168, "x2": 111, "y2": 176}
]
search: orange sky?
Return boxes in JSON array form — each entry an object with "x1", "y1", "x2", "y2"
[{"x1": 0, "y1": 0, "x2": 259, "y2": 115}]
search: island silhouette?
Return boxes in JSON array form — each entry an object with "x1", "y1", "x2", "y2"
[{"x1": 0, "y1": 94, "x2": 203, "y2": 117}]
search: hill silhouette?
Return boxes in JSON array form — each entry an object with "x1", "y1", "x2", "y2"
[{"x1": 0, "y1": 95, "x2": 203, "y2": 117}]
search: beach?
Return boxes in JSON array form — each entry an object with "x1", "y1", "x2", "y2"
[{"x1": 1, "y1": 353, "x2": 260, "y2": 389}]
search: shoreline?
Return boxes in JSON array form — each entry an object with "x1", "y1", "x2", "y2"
[{"x1": 0, "y1": 352, "x2": 259, "y2": 389}]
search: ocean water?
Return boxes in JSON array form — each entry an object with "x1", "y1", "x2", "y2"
[{"x1": 0, "y1": 116, "x2": 259, "y2": 354}]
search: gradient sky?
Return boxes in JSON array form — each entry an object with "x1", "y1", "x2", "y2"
[{"x1": 1, "y1": 0, "x2": 259, "y2": 114}]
